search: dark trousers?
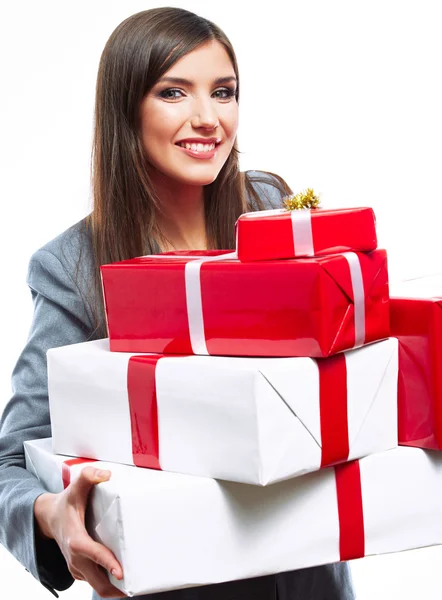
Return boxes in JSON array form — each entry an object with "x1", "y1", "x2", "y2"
[{"x1": 98, "y1": 563, "x2": 355, "y2": 600}]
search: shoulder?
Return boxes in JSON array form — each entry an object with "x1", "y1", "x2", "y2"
[
  {"x1": 31, "y1": 217, "x2": 92, "y2": 266},
  {"x1": 27, "y1": 217, "x2": 95, "y2": 326},
  {"x1": 28, "y1": 217, "x2": 93, "y2": 280},
  {"x1": 243, "y1": 170, "x2": 292, "y2": 211}
]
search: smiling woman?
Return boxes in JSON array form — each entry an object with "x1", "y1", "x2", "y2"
[
  {"x1": 139, "y1": 40, "x2": 240, "y2": 252},
  {"x1": 142, "y1": 44, "x2": 238, "y2": 173},
  {"x1": 0, "y1": 6, "x2": 354, "y2": 600}
]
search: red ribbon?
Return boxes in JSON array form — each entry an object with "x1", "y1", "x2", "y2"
[
  {"x1": 335, "y1": 460, "x2": 365, "y2": 560},
  {"x1": 318, "y1": 353, "x2": 350, "y2": 468},
  {"x1": 62, "y1": 457, "x2": 97, "y2": 489},
  {"x1": 126, "y1": 352, "x2": 350, "y2": 471},
  {"x1": 127, "y1": 355, "x2": 163, "y2": 469},
  {"x1": 61, "y1": 451, "x2": 365, "y2": 563}
]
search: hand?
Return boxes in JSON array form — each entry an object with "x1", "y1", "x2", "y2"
[{"x1": 34, "y1": 466, "x2": 126, "y2": 598}]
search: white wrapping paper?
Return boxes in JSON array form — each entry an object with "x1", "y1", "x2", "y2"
[
  {"x1": 25, "y1": 439, "x2": 442, "y2": 597},
  {"x1": 47, "y1": 338, "x2": 398, "y2": 485}
]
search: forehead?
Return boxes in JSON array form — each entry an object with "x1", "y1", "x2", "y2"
[{"x1": 163, "y1": 41, "x2": 235, "y2": 81}]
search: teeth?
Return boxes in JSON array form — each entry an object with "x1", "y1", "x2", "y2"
[{"x1": 179, "y1": 142, "x2": 216, "y2": 152}]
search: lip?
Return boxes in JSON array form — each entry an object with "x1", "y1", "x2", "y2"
[
  {"x1": 175, "y1": 144, "x2": 219, "y2": 160},
  {"x1": 175, "y1": 137, "x2": 221, "y2": 145}
]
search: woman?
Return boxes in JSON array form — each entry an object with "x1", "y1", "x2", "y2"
[{"x1": 0, "y1": 8, "x2": 355, "y2": 600}]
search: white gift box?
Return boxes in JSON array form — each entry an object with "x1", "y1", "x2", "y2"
[
  {"x1": 25, "y1": 439, "x2": 442, "y2": 597},
  {"x1": 47, "y1": 338, "x2": 398, "y2": 485}
]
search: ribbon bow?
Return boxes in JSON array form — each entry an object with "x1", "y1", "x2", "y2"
[{"x1": 283, "y1": 188, "x2": 320, "y2": 211}]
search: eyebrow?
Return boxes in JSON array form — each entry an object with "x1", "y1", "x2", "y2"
[{"x1": 156, "y1": 76, "x2": 237, "y2": 86}]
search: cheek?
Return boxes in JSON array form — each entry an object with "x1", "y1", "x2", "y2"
[
  {"x1": 141, "y1": 104, "x2": 184, "y2": 148},
  {"x1": 222, "y1": 104, "x2": 239, "y2": 137}
]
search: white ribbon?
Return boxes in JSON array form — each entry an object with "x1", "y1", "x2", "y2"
[
  {"x1": 184, "y1": 252, "x2": 236, "y2": 354},
  {"x1": 290, "y1": 210, "x2": 314, "y2": 257},
  {"x1": 143, "y1": 252, "x2": 237, "y2": 355},
  {"x1": 239, "y1": 208, "x2": 286, "y2": 219},
  {"x1": 238, "y1": 208, "x2": 315, "y2": 257},
  {"x1": 142, "y1": 249, "x2": 365, "y2": 352},
  {"x1": 341, "y1": 252, "x2": 366, "y2": 347}
]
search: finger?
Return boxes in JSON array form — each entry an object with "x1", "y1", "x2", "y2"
[
  {"x1": 71, "y1": 466, "x2": 112, "y2": 499},
  {"x1": 81, "y1": 561, "x2": 127, "y2": 598},
  {"x1": 68, "y1": 467, "x2": 112, "y2": 516},
  {"x1": 70, "y1": 566, "x2": 85, "y2": 581},
  {"x1": 69, "y1": 533, "x2": 124, "y2": 580}
]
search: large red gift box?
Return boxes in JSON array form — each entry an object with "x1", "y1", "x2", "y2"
[
  {"x1": 101, "y1": 249, "x2": 390, "y2": 357},
  {"x1": 236, "y1": 207, "x2": 377, "y2": 261},
  {"x1": 390, "y1": 274, "x2": 442, "y2": 449}
]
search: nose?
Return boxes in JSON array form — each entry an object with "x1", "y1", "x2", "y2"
[{"x1": 190, "y1": 96, "x2": 219, "y2": 130}]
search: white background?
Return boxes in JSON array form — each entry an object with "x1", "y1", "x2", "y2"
[{"x1": 1, "y1": 1, "x2": 442, "y2": 598}]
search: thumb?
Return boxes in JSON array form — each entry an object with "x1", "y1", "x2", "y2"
[{"x1": 69, "y1": 466, "x2": 111, "y2": 503}]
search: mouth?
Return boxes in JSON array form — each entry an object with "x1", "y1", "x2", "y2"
[{"x1": 175, "y1": 140, "x2": 221, "y2": 153}]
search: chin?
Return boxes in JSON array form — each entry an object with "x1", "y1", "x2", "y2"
[
  {"x1": 174, "y1": 166, "x2": 224, "y2": 187},
  {"x1": 188, "y1": 174, "x2": 219, "y2": 186},
  {"x1": 149, "y1": 156, "x2": 229, "y2": 188}
]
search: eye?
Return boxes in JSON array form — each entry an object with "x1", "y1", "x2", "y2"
[
  {"x1": 212, "y1": 87, "x2": 236, "y2": 100},
  {"x1": 159, "y1": 88, "x2": 184, "y2": 100}
]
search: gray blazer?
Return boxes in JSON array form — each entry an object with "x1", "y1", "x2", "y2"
[{"x1": 0, "y1": 172, "x2": 355, "y2": 600}]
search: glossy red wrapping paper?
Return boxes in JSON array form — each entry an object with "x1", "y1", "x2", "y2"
[
  {"x1": 236, "y1": 207, "x2": 377, "y2": 261},
  {"x1": 101, "y1": 249, "x2": 389, "y2": 357},
  {"x1": 390, "y1": 296, "x2": 442, "y2": 449}
]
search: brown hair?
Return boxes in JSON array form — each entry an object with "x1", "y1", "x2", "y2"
[{"x1": 86, "y1": 7, "x2": 291, "y2": 334}]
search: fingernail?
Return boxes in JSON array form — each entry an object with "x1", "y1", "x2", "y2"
[
  {"x1": 96, "y1": 469, "x2": 110, "y2": 478},
  {"x1": 111, "y1": 568, "x2": 120, "y2": 579}
]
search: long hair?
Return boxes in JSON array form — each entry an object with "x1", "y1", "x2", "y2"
[{"x1": 86, "y1": 7, "x2": 291, "y2": 335}]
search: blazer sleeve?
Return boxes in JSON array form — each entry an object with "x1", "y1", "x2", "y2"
[{"x1": 0, "y1": 248, "x2": 95, "y2": 596}]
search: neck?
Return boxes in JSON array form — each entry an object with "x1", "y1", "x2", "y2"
[{"x1": 153, "y1": 174, "x2": 207, "y2": 252}]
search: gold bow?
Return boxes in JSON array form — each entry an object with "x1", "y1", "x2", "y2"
[{"x1": 283, "y1": 188, "x2": 320, "y2": 211}]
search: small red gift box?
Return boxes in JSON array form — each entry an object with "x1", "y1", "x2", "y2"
[
  {"x1": 390, "y1": 274, "x2": 442, "y2": 450},
  {"x1": 101, "y1": 249, "x2": 389, "y2": 357},
  {"x1": 236, "y1": 207, "x2": 377, "y2": 261}
]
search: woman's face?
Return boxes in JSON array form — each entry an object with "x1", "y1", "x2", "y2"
[{"x1": 140, "y1": 40, "x2": 239, "y2": 187}]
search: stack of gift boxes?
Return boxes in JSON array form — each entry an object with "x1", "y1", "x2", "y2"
[{"x1": 25, "y1": 198, "x2": 442, "y2": 597}]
